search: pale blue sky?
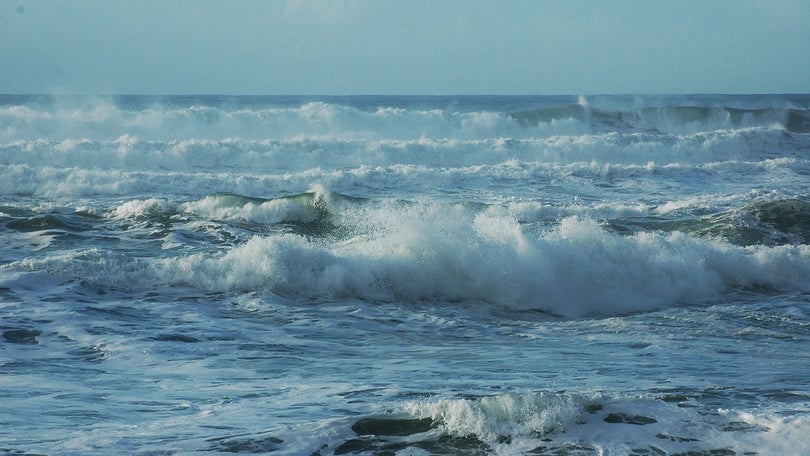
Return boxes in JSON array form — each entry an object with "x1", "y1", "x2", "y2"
[{"x1": 1, "y1": 0, "x2": 808, "y2": 94}]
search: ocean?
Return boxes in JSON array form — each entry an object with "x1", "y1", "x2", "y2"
[{"x1": 1, "y1": 94, "x2": 809, "y2": 455}]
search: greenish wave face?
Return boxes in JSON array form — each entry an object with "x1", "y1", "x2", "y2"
[
  {"x1": 608, "y1": 198, "x2": 810, "y2": 246},
  {"x1": 511, "y1": 104, "x2": 810, "y2": 133}
]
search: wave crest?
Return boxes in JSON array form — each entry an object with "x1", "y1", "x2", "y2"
[
  {"x1": 404, "y1": 392, "x2": 602, "y2": 442},
  {"x1": 147, "y1": 212, "x2": 810, "y2": 317}
]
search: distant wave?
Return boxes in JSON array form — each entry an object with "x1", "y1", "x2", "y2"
[
  {"x1": 511, "y1": 103, "x2": 810, "y2": 133},
  {"x1": 3, "y1": 95, "x2": 808, "y2": 145},
  {"x1": 2, "y1": 126, "x2": 804, "y2": 198},
  {"x1": 0, "y1": 98, "x2": 527, "y2": 142}
]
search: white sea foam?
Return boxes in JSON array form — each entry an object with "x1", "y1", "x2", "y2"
[
  {"x1": 111, "y1": 198, "x2": 178, "y2": 219},
  {"x1": 3, "y1": 95, "x2": 809, "y2": 456},
  {"x1": 132, "y1": 209, "x2": 810, "y2": 317},
  {"x1": 404, "y1": 392, "x2": 601, "y2": 442},
  {"x1": 9, "y1": 198, "x2": 808, "y2": 318},
  {"x1": 398, "y1": 392, "x2": 810, "y2": 455}
]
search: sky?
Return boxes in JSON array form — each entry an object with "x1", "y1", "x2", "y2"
[{"x1": 1, "y1": 0, "x2": 809, "y2": 95}]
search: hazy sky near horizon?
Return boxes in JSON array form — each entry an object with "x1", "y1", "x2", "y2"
[{"x1": 2, "y1": 0, "x2": 809, "y2": 95}]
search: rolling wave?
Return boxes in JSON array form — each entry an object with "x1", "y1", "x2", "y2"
[{"x1": 8, "y1": 194, "x2": 810, "y2": 318}]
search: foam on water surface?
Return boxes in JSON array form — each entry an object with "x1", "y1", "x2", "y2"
[
  {"x1": 2, "y1": 94, "x2": 809, "y2": 455},
  {"x1": 10, "y1": 192, "x2": 809, "y2": 318}
]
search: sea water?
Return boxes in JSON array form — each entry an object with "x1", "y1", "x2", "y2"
[{"x1": 1, "y1": 94, "x2": 809, "y2": 455}]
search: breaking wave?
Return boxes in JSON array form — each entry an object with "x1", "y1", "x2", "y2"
[
  {"x1": 10, "y1": 193, "x2": 810, "y2": 318},
  {"x1": 318, "y1": 391, "x2": 810, "y2": 455}
]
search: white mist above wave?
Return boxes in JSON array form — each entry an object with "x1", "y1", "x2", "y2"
[
  {"x1": 0, "y1": 99, "x2": 531, "y2": 142},
  {"x1": 2, "y1": 94, "x2": 808, "y2": 144}
]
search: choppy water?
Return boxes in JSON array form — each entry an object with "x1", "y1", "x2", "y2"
[{"x1": 1, "y1": 94, "x2": 809, "y2": 455}]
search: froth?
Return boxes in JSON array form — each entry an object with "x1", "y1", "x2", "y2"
[
  {"x1": 146, "y1": 206, "x2": 810, "y2": 317},
  {"x1": 182, "y1": 194, "x2": 321, "y2": 225},
  {"x1": 404, "y1": 392, "x2": 601, "y2": 442},
  {"x1": 397, "y1": 393, "x2": 810, "y2": 454},
  {"x1": 112, "y1": 198, "x2": 179, "y2": 219},
  {"x1": 10, "y1": 196, "x2": 810, "y2": 317}
]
